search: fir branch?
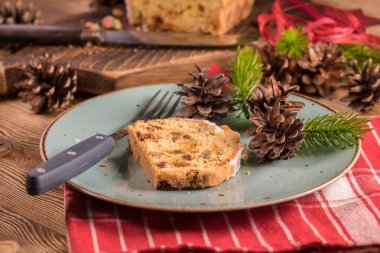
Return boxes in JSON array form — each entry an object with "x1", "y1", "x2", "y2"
[
  {"x1": 276, "y1": 27, "x2": 308, "y2": 58},
  {"x1": 302, "y1": 112, "x2": 371, "y2": 148},
  {"x1": 338, "y1": 44, "x2": 380, "y2": 68},
  {"x1": 229, "y1": 46, "x2": 263, "y2": 118}
]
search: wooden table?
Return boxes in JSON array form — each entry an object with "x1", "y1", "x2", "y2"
[{"x1": 0, "y1": 1, "x2": 379, "y2": 252}]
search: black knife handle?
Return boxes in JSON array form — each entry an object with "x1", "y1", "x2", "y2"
[
  {"x1": 0, "y1": 24, "x2": 82, "y2": 44},
  {"x1": 0, "y1": 24, "x2": 97, "y2": 45},
  {"x1": 26, "y1": 134, "x2": 116, "y2": 195}
]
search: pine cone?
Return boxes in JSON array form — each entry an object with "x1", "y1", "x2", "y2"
[
  {"x1": 296, "y1": 42, "x2": 346, "y2": 97},
  {"x1": 176, "y1": 64, "x2": 232, "y2": 120},
  {"x1": 0, "y1": 0, "x2": 42, "y2": 24},
  {"x1": 15, "y1": 53, "x2": 77, "y2": 113},
  {"x1": 247, "y1": 102, "x2": 305, "y2": 161},
  {"x1": 341, "y1": 59, "x2": 380, "y2": 111},
  {"x1": 249, "y1": 77, "x2": 305, "y2": 113},
  {"x1": 259, "y1": 45, "x2": 294, "y2": 84}
]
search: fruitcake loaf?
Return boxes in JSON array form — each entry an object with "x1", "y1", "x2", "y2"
[
  {"x1": 125, "y1": 0, "x2": 255, "y2": 35},
  {"x1": 127, "y1": 118, "x2": 244, "y2": 189}
]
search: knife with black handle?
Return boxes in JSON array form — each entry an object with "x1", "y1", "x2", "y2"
[
  {"x1": 24, "y1": 90, "x2": 157, "y2": 196},
  {"x1": 0, "y1": 24, "x2": 255, "y2": 47},
  {"x1": 26, "y1": 134, "x2": 116, "y2": 195},
  {"x1": 0, "y1": 24, "x2": 139, "y2": 45},
  {"x1": 25, "y1": 90, "x2": 180, "y2": 196}
]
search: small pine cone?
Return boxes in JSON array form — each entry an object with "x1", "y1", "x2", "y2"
[
  {"x1": 14, "y1": 53, "x2": 77, "y2": 113},
  {"x1": 249, "y1": 77, "x2": 305, "y2": 113},
  {"x1": 341, "y1": 59, "x2": 380, "y2": 111},
  {"x1": 0, "y1": 0, "x2": 43, "y2": 24},
  {"x1": 247, "y1": 102, "x2": 305, "y2": 161},
  {"x1": 176, "y1": 64, "x2": 232, "y2": 120},
  {"x1": 296, "y1": 42, "x2": 346, "y2": 97},
  {"x1": 258, "y1": 45, "x2": 294, "y2": 84}
]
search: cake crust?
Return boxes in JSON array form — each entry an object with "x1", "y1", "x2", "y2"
[{"x1": 127, "y1": 118, "x2": 243, "y2": 189}]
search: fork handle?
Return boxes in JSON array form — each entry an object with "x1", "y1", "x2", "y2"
[{"x1": 26, "y1": 134, "x2": 116, "y2": 195}]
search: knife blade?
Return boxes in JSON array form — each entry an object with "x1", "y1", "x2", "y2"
[{"x1": 0, "y1": 24, "x2": 257, "y2": 47}]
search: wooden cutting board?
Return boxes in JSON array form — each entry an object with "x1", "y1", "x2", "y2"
[
  {"x1": 2, "y1": 45, "x2": 237, "y2": 94},
  {"x1": 0, "y1": 0, "x2": 267, "y2": 95}
]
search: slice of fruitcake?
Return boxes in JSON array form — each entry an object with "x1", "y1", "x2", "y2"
[
  {"x1": 125, "y1": 0, "x2": 255, "y2": 35},
  {"x1": 127, "y1": 118, "x2": 244, "y2": 189}
]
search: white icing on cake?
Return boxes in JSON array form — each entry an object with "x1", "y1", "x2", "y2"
[
  {"x1": 203, "y1": 120, "x2": 244, "y2": 177},
  {"x1": 203, "y1": 120, "x2": 223, "y2": 133},
  {"x1": 229, "y1": 145, "x2": 244, "y2": 177}
]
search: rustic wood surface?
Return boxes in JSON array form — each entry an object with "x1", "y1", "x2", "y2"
[
  {"x1": 0, "y1": 0, "x2": 267, "y2": 95},
  {"x1": 0, "y1": 0, "x2": 379, "y2": 252}
]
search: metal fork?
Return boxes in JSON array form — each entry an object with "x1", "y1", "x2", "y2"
[{"x1": 26, "y1": 90, "x2": 181, "y2": 195}]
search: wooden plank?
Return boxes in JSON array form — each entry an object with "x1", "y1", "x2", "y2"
[
  {"x1": 33, "y1": 0, "x2": 96, "y2": 25},
  {"x1": 314, "y1": 0, "x2": 380, "y2": 20},
  {"x1": 1, "y1": 46, "x2": 236, "y2": 95},
  {"x1": 0, "y1": 205, "x2": 66, "y2": 253},
  {"x1": 0, "y1": 99, "x2": 65, "y2": 235},
  {"x1": 312, "y1": 0, "x2": 380, "y2": 36}
]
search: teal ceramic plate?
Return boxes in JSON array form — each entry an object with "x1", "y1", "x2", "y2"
[{"x1": 41, "y1": 83, "x2": 360, "y2": 212}]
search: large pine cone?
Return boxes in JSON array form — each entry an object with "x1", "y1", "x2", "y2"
[
  {"x1": 247, "y1": 102, "x2": 305, "y2": 161},
  {"x1": 176, "y1": 64, "x2": 232, "y2": 120},
  {"x1": 296, "y1": 42, "x2": 346, "y2": 97},
  {"x1": 0, "y1": 0, "x2": 42, "y2": 24},
  {"x1": 249, "y1": 77, "x2": 305, "y2": 113},
  {"x1": 259, "y1": 45, "x2": 294, "y2": 84},
  {"x1": 341, "y1": 59, "x2": 380, "y2": 111},
  {"x1": 15, "y1": 53, "x2": 77, "y2": 113}
]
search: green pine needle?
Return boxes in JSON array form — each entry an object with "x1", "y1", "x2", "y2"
[
  {"x1": 276, "y1": 27, "x2": 308, "y2": 58},
  {"x1": 338, "y1": 44, "x2": 380, "y2": 68},
  {"x1": 229, "y1": 46, "x2": 263, "y2": 118},
  {"x1": 302, "y1": 112, "x2": 371, "y2": 148}
]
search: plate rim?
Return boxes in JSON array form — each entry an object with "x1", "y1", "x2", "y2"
[{"x1": 39, "y1": 83, "x2": 361, "y2": 212}]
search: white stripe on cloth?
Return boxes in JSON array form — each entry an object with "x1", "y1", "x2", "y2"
[
  {"x1": 347, "y1": 167, "x2": 380, "y2": 173},
  {"x1": 113, "y1": 205, "x2": 127, "y2": 252},
  {"x1": 246, "y1": 210, "x2": 273, "y2": 252},
  {"x1": 196, "y1": 214, "x2": 211, "y2": 246},
  {"x1": 369, "y1": 122, "x2": 380, "y2": 146},
  {"x1": 314, "y1": 191, "x2": 353, "y2": 245},
  {"x1": 168, "y1": 213, "x2": 183, "y2": 245},
  {"x1": 294, "y1": 199, "x2": 327, "y2": 245},
  {"x1": 272, "y1": 206, "x2": 300, "y2": 249},
  {"x1": 284, "y1": 192, "x2": 380, "y2": 208},
  {"x1": 322, "y1": 176, "x2": 380, "y2": 245},
  {"x1": 276, "y1": 192, "x2": 380, "y2": 209},
  {"x1": 361, "y1": 150, "x2": 380, "y2": 185},
  {"x1": 222, "y1": 212, "x2": 241, "y2": 248},
  {"x1": 141, "y1": 210, "x2": 155, "y2": 248},
  {"x1": 86, "y1": 198, "x2": 100, "y2": 253},
  {"x1": 348, "y1": 170, "x2": 380, "y2": 219}
]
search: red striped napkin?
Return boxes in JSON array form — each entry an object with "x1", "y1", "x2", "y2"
[{"x1": 65, "y1": 117, "x2": 380, "y2": 253}]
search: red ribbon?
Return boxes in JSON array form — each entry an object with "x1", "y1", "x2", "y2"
[
  {"x1": 207, "y1": 63, "x2": 229, "y2": 78},
  {"x1": 207, "y1": 63, "x2": 230, "y2": 90},
  {"x1": 258, "y1": 0, "x2": 380, "y2": 47}
]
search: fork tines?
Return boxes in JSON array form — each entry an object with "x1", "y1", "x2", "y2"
[{"x1": 138, "y1": 90, "x2": 181, "y2": 121}]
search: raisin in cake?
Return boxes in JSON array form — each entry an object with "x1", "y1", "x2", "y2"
[
  {"x1": 125, "y1": 0, "x2": 255, "y2": 35},
  {"x1": 127, "y1": 118, "x2": 244, "y2": 189}
]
